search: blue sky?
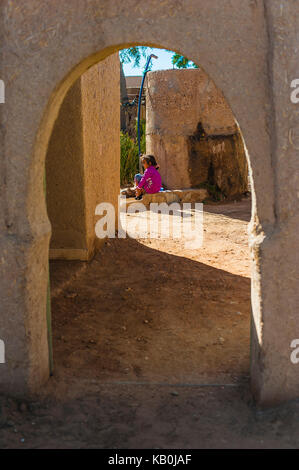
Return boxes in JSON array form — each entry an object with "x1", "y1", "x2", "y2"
[{"x1": 121, "y1": 48, "x2": 176, "y2": 76}]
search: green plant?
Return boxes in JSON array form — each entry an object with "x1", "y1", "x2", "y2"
[
  {"x1": 171, "y1": 53, "x2": 199, "y2": 69},
  {"x1": 119, "y1": 47, "x2": 150, "y2": 68},
  {"x1": 120, "y1": 119, "x2": 146, "y2": 185},
  {"x1": 119, "y1": 47, "x2": 198, "y2": 70},
  {"x1": 120, "y1": 132, "x2": 138, "y2": 186},
  {"x1": 135, "y1": 118, "x2": 146, "y2": 154}
]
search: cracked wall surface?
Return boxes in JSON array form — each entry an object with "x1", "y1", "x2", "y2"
[{"x1": 146, "y1": 69, "x2": 248, "y2": 196}]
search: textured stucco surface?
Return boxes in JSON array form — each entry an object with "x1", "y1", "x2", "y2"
[
  {"x1": 250, "y1": 1, "x2": 299, "y2": 405},
  {"x1": 0, "y1": 0, "x2": 298, "y2": 404},
  {"x1": 147, "y1": 69, "x2": 237, "y2": 138},
  {"x1": 81, "y1": 54, "x2": 120, "y2": 255},
  {"x1": 188, "y1": 132, "x2": 248, "y2": 198},
  {"x1": 46, "y1": 79, "x2": 87, "y2": 252},
  {"x1": 46, "y1": 54, "x2": 120, "y2": 260},
  {"x1": 146, "y1": 69, "x2": 248, "y2": 195}
]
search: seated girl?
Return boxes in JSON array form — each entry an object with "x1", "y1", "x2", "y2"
[{"x1": 134, "y1": 155, "x2": 162, "y2": 200}]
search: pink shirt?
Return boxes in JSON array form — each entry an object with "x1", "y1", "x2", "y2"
[{"x1": 137, "y1": 166, "x2": 162, "y2": 194}]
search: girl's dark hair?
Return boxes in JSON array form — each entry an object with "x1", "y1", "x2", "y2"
[
  {"x1": 149, "y1": 155, "x2": 160, "y2": 170},
  {"x1": 149, "y1": 155, "x2": 158, "y2": 167},
  {"x1": 141, "y1": 154, "x2": 159, "y2": 169},
  {"x1": 140, "y1": 154, "x2": 154, "y2": 166}
]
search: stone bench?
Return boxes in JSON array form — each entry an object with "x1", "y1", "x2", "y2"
[{"x1": 123, "y1": 188, "x2": 208, "y2": 207}]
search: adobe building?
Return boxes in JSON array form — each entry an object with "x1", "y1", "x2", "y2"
[
  {"x1": 121, "y1": 74, "x2": 146, "y2": 139},
  {"x1": 1, "y1": 0, "x2": 299, "y2": 406},
  {"x1": 146, "y1": 69, "x2": 248, "y2": 198},
  {"x1": 46, "y1": 54, "x2": 120, "y2": 261}
]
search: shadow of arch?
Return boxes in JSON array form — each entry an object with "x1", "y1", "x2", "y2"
[{"x1": 49, "y1": 236, "x2": 251, "y2": 385}]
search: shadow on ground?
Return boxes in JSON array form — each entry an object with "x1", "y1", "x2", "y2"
[
  {"x1": 204, "y1": 198, "x2": 251, "y2": 222},
  {"x1": 1, "y1": 202, "x2": 299, "y2": 448},
  {"x1": 1, "y1": 382, "x2": 299, "y2": 448},
  {"x1": 49, "y1": 237, "x2": 251, "y2": 386}
]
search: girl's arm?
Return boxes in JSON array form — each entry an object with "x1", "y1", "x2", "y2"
[{"x1": 137, "y1": 169, "x2": 148, "y2": 189}]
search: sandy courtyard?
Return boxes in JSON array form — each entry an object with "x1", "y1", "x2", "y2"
[{"x1": 2, "y1": 198, "x2": 299, "y2": 449}]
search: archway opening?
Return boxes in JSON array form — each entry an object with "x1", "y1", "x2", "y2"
[{"x1": 44, "y1": 44, "x2": 252, "y2": 389}]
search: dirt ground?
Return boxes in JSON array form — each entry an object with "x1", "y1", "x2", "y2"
[{"x1": 1, "y1": 198, "x2": 299, "y2": 448}]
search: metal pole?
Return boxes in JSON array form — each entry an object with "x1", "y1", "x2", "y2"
[{"x1": 137, "y1": 54, "x2": 158, "y2": 172}]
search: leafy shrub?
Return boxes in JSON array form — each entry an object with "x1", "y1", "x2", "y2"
[{"x1": 120, "y1": 119, "x2": 146, "y2": 186}]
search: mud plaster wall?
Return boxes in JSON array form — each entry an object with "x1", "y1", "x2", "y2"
[
  {"x1": 81, "y1": 54, "x2": 120, "y2": 255},
  {"x1": 46, "y1": 54, "x2": 120, "y2": 260},
  {"x1": 188, "y1": 129, "x2": 248, "y2": 198},
  {"x1": 122, "y1": 104, "x2": 146, "y2": 140},
  {"x1": 146, "y1": 69, "x2": 247, "y2": 195},
  {"x1": 46, "y1": 79, "x2": 87, "y2": 253},
  {"x1": 1, "y1": 0, "x2": 299, "y2": 406}
]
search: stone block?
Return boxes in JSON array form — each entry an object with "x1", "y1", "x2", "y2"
[{"x1": 178, "y1": 189, "x2": 209, "y2": 203}]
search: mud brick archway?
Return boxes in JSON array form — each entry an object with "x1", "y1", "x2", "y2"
[{"x1": 1, "y1": 0, "x2": 299, "y2": 405}]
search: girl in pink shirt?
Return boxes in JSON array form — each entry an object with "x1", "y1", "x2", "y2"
[{"x1": 135, "y1": 155, "x2": 162, "y2": 200}]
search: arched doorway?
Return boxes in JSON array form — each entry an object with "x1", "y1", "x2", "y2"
[
  {"x1": 45, "y1": 47, "x2": 251, "y2": 388},
  {"x1": 39, "y1": 41, "x2": 258, "y2": 392},
  {"x1": 1, "y1": 1, "x2": 284, "y2": 405}
]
